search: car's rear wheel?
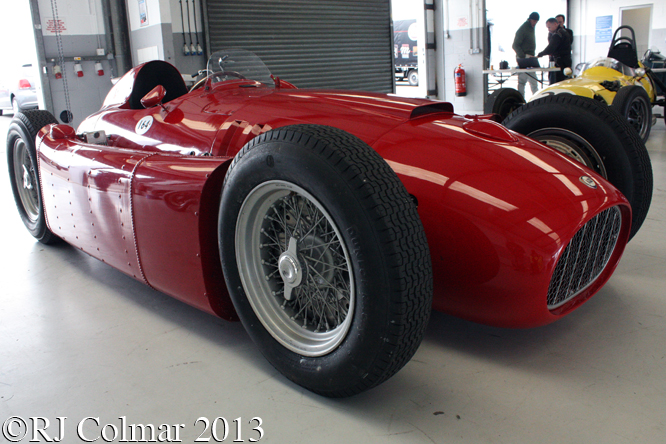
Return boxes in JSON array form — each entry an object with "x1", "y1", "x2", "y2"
[
  {"x1": 219, "y1": 124, "x2": 432, "y2": 397},
  {"x1": 12, "y1": 97, "x2": 19, "y2": 115},
  {"x1": 484, "y1": 88, "x2": 525, "y2": 121},
  {"x1": 7, "y1": 111, "x2": 60, "y2": 244},
  {"x1": 611, "y1": 85, "x2": 652, "y2": 143},
  {"x1": 503, "y1": 94, "x2": 652, "y2": 240}
]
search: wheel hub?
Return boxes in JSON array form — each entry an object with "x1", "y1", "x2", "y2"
[
  {"x1": 235, "y1": 181, "x2": 355, "y2": 356},
  {"x1": 278, "y1": 237, "x2": 302, "y2": 300},
  {"x1": 528, "y1": 128, "x2": 607, "y2": 179},
  {"x1": 22, "y1": 165, "x2": 34, "y2": 190}
]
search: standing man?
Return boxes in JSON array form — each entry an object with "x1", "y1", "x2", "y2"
[
  {"x1": 556, "y1": 14, "x2": 574, "y2": 43},
  {"x1": 537, "y1": 18, "x2": 572, "y2": 84},
  {"x1": 512, "y1": 12, "x2": 540, "y2": 97}
]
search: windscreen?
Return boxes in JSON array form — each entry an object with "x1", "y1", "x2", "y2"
[
  {"x1": 579, "y1": 57, "x2": 635, "y2": 76},
  {"x1": 206, "y1": 49, "x2": 274, "y2": 87}
]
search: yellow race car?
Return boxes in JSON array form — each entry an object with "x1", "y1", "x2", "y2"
[{"x1": 489, "y1": 26, "x2": 665, "y2": 142}]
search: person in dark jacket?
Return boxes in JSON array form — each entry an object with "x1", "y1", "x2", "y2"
[
  {"x1": 512, "y1": 12, "x2": 540, "y2": 96},
  {"x1": 556, "y1": 14, "x2": 574, "y2": 43},
  {"x1": 537, "y1": 18, "x2": 572, "y2": 84}
]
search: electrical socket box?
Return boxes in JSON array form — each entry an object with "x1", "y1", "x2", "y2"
[{"x1": 96, "y1": 48, "x2": 105, "y2": 56}]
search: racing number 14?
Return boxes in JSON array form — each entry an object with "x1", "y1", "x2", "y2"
[{"x1": 194, "y1": 417, "x2": 263, "y2": 442}]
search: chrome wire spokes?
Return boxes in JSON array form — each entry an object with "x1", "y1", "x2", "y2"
[
  {"x1": 13, "y1": 139, "x2": 40, "y2": 222},
  {"x1": 261, "y1": 192, "x2": 351, "y2": 333},
  {"x1": 235, "y1": 181, "x2": 354, "y2": 356}
]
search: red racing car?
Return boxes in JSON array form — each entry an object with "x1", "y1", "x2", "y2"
[{"x1": 7, "y1": 50, "x2": 652, "y2": 397}]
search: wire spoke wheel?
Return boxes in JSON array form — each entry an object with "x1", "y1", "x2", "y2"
[
  {"x1": 235, "y1": 181, "x2": 354, "y2": 357},
  {"x1": 528, "y1": 127, "x2": 607, "y2": 178},
  {"x1": 12, "y1": 138, "x2": 40, "y2": 222},
  {"x1": 7, "y1": 110, "x2": 60, "y2": 244},
  {"x1": 220, "y1": 124, "x2": 432, "y2": 396}
]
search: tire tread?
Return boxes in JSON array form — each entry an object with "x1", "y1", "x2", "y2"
[{"x1": 226, "y1": 124, "x2": 432, "y2": 397}]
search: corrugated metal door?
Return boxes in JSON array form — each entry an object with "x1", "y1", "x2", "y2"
[{"x1": 203, "y1": 0, "x2": 393, "y2": 92}]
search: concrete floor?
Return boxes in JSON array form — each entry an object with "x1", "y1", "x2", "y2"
[{"x1": 0, "y1": 113, "x2": 664, "y2": 443}]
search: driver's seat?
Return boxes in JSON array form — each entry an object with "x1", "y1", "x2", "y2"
[
  {"x1": 607, "y1": 26, "x2": 639, "y2": 68},
  {"x1": 129, "y1": 61, "x2": 188, "y2": 110}
]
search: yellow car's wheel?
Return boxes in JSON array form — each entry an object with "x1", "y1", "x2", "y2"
[
  {"x1": 611, "y1": 85, "x2": 652, "y2": 143},
  {"x1": 503, "y1": 94, "x2": 652, "y2": 240}
]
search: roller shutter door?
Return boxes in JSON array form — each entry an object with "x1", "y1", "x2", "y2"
[{"x1": 203, "y1": 0, "x2": 393, "y2": 92}]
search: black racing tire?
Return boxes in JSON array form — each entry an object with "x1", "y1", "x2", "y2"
[
  {"x1": 7, "y1": 110, "x2": 60, "y2": 244},
  {"x1": 219, "y1": 124, "x2": 433, "y2": 397},
  {"x1": 611, "y1": 85, "x2": 652, "y2": 143},
  {"x1": 408, "y1": 69, "x2": 418, "y2": 86},
  {"x1": 503, "y1": 94, "x2": 652, "y2": 240},
  {"x1": 484, "y1": 88, "x2": 525, "y2": 121}
]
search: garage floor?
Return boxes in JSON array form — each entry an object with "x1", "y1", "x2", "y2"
[{"x1": 1, "y1": 114, "x2": 664, "y2": 443}]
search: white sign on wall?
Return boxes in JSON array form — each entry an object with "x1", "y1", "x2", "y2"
[
  {"x1": 139, "y1": 0, "x2": 149, "y2": 27},
  {"x1": 595, "y1": 15, "x2": 613, "y2": 43},
  {"x1": 44, "y1": 17, "x2": 67, "y2": 34}
]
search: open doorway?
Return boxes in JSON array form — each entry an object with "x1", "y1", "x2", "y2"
[
  {"x1": 620, "y1": 5, "x2": 652, "y2": 59},
  {"x1": 486, "y1": 0, "x2": 567, "y2": 101},
  {"x1": 0, "y1": 2, "x2": 42, "y2": 115},
  {"x1": 392, "y1": 0, "x2": 427, "y2": 98}
]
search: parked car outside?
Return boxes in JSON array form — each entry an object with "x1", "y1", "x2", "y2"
[{"x1": 0, "y1": 63, "x2": 39, "y2": 116}]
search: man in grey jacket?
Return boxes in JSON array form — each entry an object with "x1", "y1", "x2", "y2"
[{"x1": 512, "y1": 12, "x2": 540, "y2": 96}]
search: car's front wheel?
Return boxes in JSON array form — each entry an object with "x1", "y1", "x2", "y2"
[{"x1": 219, "y1": 124, "x2": 433, "y2": 397}]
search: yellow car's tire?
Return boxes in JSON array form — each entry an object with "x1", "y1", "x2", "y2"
[
  {"x1": 503, "y1": 94, "x2": 652, "y2": 240},
  {"x1": 611, "y1": 85, "x2": 652, "y2": 143}
]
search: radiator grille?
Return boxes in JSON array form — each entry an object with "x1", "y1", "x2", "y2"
[{"x1": 547, "y1": 206, "x2": 622, "y2": 309}]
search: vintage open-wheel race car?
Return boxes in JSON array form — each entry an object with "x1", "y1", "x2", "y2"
[
  {"x1": 487, "y1": 26, "x2": 666, "y2": 144},
  {"x1": 7, "y1": 49, "x2": 652, "y2": 397}
]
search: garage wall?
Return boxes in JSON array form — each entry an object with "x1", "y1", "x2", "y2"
[
  {"x1": 168, "y1": 0, "x2": 207, "y2": 76},
  {"x1": 35, "y1": 0, "x2": 208, "y2": 127},
  {"x1": 124, "y1": 0, "x2": 207, "y2": 76},
  {"x1": 569, "y1": 0, "x2": 666, "y2": 65},
  {"x1": 439, "y1": 0, "x2": 486, "y2": 112},
  {"x1": 37, "y1": 0, "x2": 115, "y2": 126},
  {"x1": 203, "y1": 0, "x2": 394, "y2": 92},
  {"x1": 125, "y1": 0, "x2": 173, "y2": 64}
]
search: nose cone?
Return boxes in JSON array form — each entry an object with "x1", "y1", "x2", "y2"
[{"x1": 371, "y1": 114, "x2": 630, "y2": 327}]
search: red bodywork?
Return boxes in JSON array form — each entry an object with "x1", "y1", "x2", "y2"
[{"x1": 36, "y1": 61, "x2": 631, "y2": 328}]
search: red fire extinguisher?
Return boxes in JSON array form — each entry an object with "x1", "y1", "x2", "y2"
[{"x1": 454, "y1": 64, "x2": 467, "y2": 97}]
